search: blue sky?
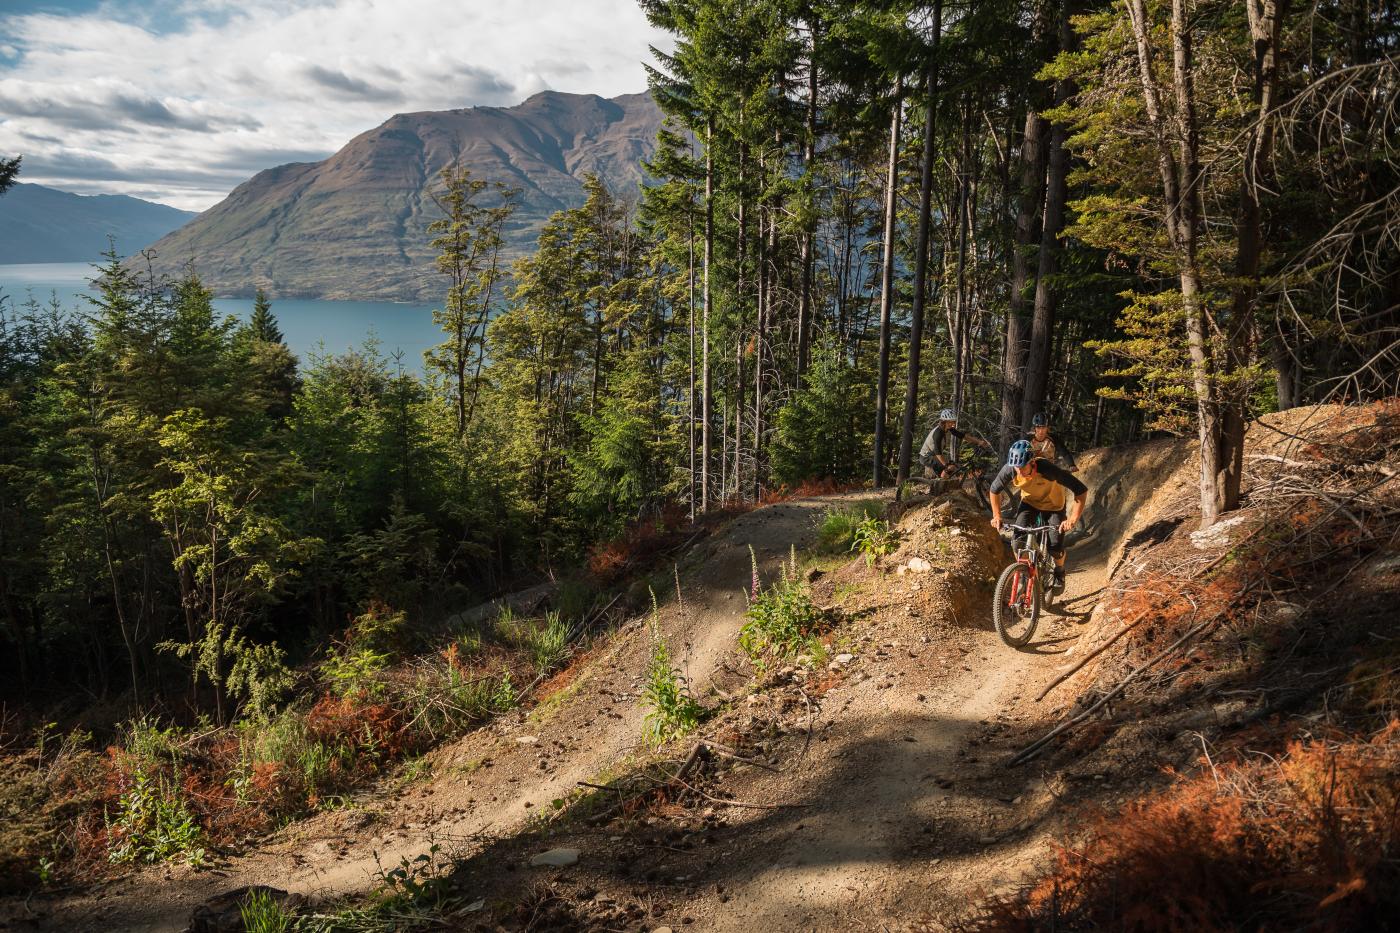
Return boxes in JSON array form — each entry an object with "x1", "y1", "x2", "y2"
[{"x1": 0, "y1": 0, "x2": 669, "y2": 210}]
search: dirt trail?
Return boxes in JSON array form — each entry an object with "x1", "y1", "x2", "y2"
[
  {"x1": 663, "y1": 444, "x2": 1198, "y2": 930},
  {"x1": 10, "y1": 441, "x2": 1193, "y2": 932},
  {"x1": 14, "y1": 494, "x2": 872, "y2": 933}
]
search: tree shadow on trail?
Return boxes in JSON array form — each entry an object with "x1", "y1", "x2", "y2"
[
  {"x1": 411, "y1": 710, "x2": 1075, "y2": 930},
  {"x1": 1020, "y1": 632, "x2": 1077, "y2": 655}
]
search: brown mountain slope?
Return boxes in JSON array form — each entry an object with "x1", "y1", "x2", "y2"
[{"x1": 142, "y1": 91, "x2": 662, "y2": 301}]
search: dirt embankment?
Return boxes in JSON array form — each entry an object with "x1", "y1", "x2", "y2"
[{"x1": 10, "y1": 404, "x2": 1395, "y2": 932}]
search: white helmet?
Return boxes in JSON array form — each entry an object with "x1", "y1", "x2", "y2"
[{"x1": 939, "y1": 408, "x2": 957, "y2": 423}]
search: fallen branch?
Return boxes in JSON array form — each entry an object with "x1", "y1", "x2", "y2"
[
  {"x1": 1035, "y1": 611, "x2": 1150, "y2": 702},
  {"x1": 1012, "y1": 615, "x2": 1222, "y2": 766},
  {"x1": 666, "y1": 773, "x2": 810, "y2": 811}
]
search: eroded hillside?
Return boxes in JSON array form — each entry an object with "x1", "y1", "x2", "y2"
[{"x1": 4, "y1": 403, "x2": 1397, "y2": 932}]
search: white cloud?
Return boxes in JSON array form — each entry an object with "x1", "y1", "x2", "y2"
[{"x1": 0, "y1": 0, "x2": 672, "y2": 211}]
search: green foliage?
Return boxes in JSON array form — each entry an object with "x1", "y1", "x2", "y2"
[
  {"x1": 239, "y1": 888, "x2": 294, "y2": 933},
  {"x1": 319, "y1": 647, "x2": 391, "y2": 700},
  {"x1": 526, "y1": 611, "x2": 571, "y2": 675},
  {"x1": 851, "y1": 517, "x2": 898, "y2": 567},
  {"x1": 106, "y1": 770, "x2": 206, "y2": 867},
  {"x1": 642, "y1": 607, "x2": 704, "y2": 746},
  {"x1": 0, "y1": 154, "x2": 18, "y2": 196},
  {"x1": 246, "y1": 289, "x2": 284, "y2": 345},
  {"x1": 769, "y1": 345, "x2": 868, "y2": 488},
  {"x1": 494, "y1": 608, "x2": 572, "y2": 675},
  {"x1": 740, "y1": 547, "x2": 824, "y2": 666},
  {"x1": 121, "y1": 718, "x2": 184, "y2": 766},
  {"x1": 318, "y1": 604, "x2": 409, "y2": 699},
  {"x1": 816, "y1": 501, "x2": 886, "y2": 554},
  {"x1": 400, "y1": 662, "x2": 516, "y2": 741}
]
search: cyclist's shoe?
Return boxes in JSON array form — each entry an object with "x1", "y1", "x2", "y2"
[{"x1": 1051, "y1": 568, "x2": 1066, "y2": 592}]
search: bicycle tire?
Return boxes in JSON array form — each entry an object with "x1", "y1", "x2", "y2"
[
  {"x1": 993, "y1": 562, "x2": 1040, "y2": 647},
  {"x1": 973, "y1": 473, "x2": 992, "y2": 513}
]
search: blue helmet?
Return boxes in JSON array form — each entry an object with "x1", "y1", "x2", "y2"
[
  {"x1": 1007, "y1": 440, "x2": 1032, "y2": 469},
  {"x1": 1031, "y1": 412, "x2": 1048, "y2": 428}
]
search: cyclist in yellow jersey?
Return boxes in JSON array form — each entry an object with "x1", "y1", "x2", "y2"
[{"x1": 988, "y1": 440, "x2": 1088, "y2": 591}]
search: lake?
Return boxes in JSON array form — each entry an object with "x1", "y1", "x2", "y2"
[{"x1": 0, "y1": 262, "x2": 444, "y2": 369}]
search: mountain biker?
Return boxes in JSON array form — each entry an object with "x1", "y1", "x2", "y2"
[
  {"x1": 988, "y1": 440, "x2": 1088, "y2": 591},
  {"x1": 1027, "y1": 412, "x2": 1078, "y2": 472},
  {"x1": 919, "y1": 408, "x2": 992, "y2": 478}
]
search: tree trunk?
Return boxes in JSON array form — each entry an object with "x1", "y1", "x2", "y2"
[
  {"x1": 1000, "y1": 3, "x2": 1053, "y2": 451},
  {"x1": 874, "y1": 84, "x2": 903, "y2": 487},
  {"x1": 796, "y1": 23, "x2": 819, "y2": 385},
  {"x1": 754, "y1": 186, "x2": 767, "y2": 501},
  {"x1": 701, "y1": 120, "x2": 714, "y2": 513},
  {"x1": 688, "y1": 166, "x2": 697, "y2": 521},
  {"x1": 1021, "y1": 0, "x2": 1074, "y2": 429},
  {"x1": 952, "y1": 94, "x2": 973, "y2": 415},
  {"x1": 897, "y1": 0, "x2": 943, "y2": 488},
  {"x1": 734, "y1": 337, "x2": 744, "y2": 502},
  {"x1": 1224, "y1": 0, "x2": 1288, "y2": 498},
  {"x1": 1126, "y1": 0, "x2": 1226, "y2": 528}
]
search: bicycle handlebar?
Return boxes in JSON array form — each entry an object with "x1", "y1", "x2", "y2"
[{"x1": 1001, "y1": 524, "x2": 1055, "y2": 535}]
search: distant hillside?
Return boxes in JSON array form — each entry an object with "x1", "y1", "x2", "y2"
[
  {"x1": 0, "y1": 183, "x2": 196, "y2": 264},
  {"x1": 142, "y1": 91, "x2": 664, "y2": 302}
]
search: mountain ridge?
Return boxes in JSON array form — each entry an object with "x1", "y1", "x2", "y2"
[
  {"x1": 0, "y1": 183, "x2": 196, "y2": 265},
  {"x1": 142, "y1": 90, "x2": 663, "y2": 302}
]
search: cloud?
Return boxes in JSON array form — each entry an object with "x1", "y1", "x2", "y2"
[
  {"x1": 0, "y1": 77, "x2": 261, "y2": 133},
  {"x1": 302, "y1": 65, "x2": 405, "y2": 103},
  {"x1": 0, "y1": 0, "x2": 673, "y2": 210}
]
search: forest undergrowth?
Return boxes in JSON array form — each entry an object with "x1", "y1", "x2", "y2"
[{"x1": 973, "y1": 402, "x2": 1400, "y2": 930}]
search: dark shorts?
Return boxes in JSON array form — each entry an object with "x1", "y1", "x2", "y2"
[{"x1": 1013, "y1": 505, "x2": 1066, "y2": 556}]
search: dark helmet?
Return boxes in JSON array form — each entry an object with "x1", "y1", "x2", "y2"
[{"x1": 1031, "y1": 412, "x2": 1048, "y2": 428}]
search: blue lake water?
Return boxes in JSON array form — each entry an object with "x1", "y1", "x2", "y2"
[{"x1": 0, "y1": 262, "x2": 443, "y2": 369}]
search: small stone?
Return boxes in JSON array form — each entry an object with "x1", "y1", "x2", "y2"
[
  {"x1": 908, "y1": 556, "x2": 932, "y2": 573},
  {"x1": 834, "y1": 653, "x2": 855, "y2": 665},
  {"x1": 529, "y1": 848, "x2": 580, "y2": 867},
  {"x1": 515, "y1": 735, "x2": 539, "y2": 745}
]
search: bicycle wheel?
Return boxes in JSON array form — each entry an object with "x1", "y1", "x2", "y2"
[
  {"x1": 993, "y1": 562, "x2": 1041, "y2": 647},
  {"x1": 973, "y1": 473, "x2": 992, "y2": 514}
]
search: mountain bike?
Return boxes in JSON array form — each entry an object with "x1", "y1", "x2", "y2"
[
  {"x1": 911, "y1": 451, "x2": 1004, "y2": 516},
  {"x1": 992, "y1": 522, "x2": 1057, "y2": 647}
]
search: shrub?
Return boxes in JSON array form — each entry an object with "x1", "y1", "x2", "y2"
[
  {"x1": 816, "y1": 501, "x2": 885, "y2": 554},
  {"x1": 319, "y1": 647, "x2": 392, "y2": 699},
  {"x1": 400, "y1": 660, "x2": 516, "y2": 741},
  {"x1": 642, "y1": 612, "x2": 704, "y2": 746},
  {"x1": 974, "y1": 726, "x2": 1400, "y2": 931},
  {"x1": 106, "y1": 769, "x2": 205, "y2": 867},
  {"x1": 851, "y1": 516, "x2": 898, "y2": 567},
  {"x1": 740, "y1": 547, "x2": 824, "y2": 666}
]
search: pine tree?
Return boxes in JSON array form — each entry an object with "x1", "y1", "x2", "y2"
[
  {"x1": 248, "y1": 288, "x2": 283, "y2": 344},
  {"x1": 0, "y1": 155, "x2": 18, "y2": 197}
]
